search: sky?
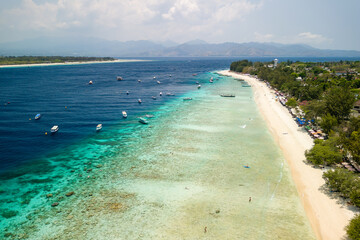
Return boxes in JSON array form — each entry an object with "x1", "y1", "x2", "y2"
[{"x1": 0, "y1": 0, "x2": 359, "y2": 50}]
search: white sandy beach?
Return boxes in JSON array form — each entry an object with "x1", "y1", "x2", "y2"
[
  {"x1": 0, "y1": 59, "x2": 146, "y2": 68},
  {"x1": 218, "y1": 70, "x2": 356, "y2": 240}
]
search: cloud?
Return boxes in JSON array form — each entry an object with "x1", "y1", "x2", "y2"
[
  {"x1": 254, "y1": 32, "x2": 274, "y2": 42},
  {"x1": 0, "y1": 0, "x2": 263, "y2": 42},
  {"x1": 162, "y1": 0, "x2": 200, "y2": 20},
  {"x1": 298, "y1": 32, "x2": 328, "y2": 43}
]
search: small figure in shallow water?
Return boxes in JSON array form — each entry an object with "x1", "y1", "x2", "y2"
[
  {"x1": 204, "y1": 226, "x2": 207, "y2": 233},
  {"x1": 249, "y1": 197, "x2": 252, "y2": 202}
]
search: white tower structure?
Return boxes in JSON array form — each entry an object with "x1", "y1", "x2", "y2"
[{"x1": 274, "y1": 58, "x2": 278, "y2": 68}]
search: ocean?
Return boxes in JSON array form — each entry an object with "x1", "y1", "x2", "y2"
[{"x1": 0, "y1": 57, "x2": 351, "y2": 239}]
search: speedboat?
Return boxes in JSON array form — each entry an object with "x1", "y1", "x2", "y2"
[
  {"x1": 152, "y1": 96, "x2": 157, "y2": 100},
  {"x1": 159, "y1": 92, "x2": 162, "y2": 96},
  {"x1": 138, "y1": 99, "x2": 142, "y2": 103},
  {"x1": 183, "y1": 97, "x2": 192, "y2": 101},
  {"x1": 157, "y1": 81, "x2": 161, "y2": 84},
  {"x1": 122, "y1": 111, "x2": 127, "y2": 118},
  {"x1": 145, "y1": 114, "x2": 154, "y2": 118},
  {"x1": 117, "y1": 76, "x2": 123, "y2": 81},
  {"x1": 96, "y1": 124, "x2": 102, "y2": 131},
  {"x1": 35, "y1": 113, "x2": 41, "y2": 120},
  {"x1": 153, "y1": 76, "x2": 156, "y2": 79},
  {"x1": 209, "y1": 78, "x2": 213, "y2": 83},
  {"x1": 139, "y1": 117, "x2": 148, "y2": 124},
  {"x1": 89, "y1": 81, "x2": 93, "y2": 85},
  {"x1": 51, "y1": 125, "x2": 59, "y2": 134},
  {"x1": 138, "y1": 79, "x2": 141, "y2": 83},
  {"x1": 126, "y1": 91, "x2": 129, "y2": 95},
  {"x1": 197, "y1": 84, "x2": 201, "y2": 89},
  {"x1": 166, "y1": 93, "x2": 175, "y2": 96}
]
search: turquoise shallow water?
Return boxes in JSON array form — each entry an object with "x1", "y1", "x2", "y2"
[{"x1": 0, "y1": 71, "x2": 315, "y2": 239}]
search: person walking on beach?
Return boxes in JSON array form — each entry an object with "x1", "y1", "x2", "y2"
[
  {"x1": 249, "y1": 197, "x2": 252, "y2": 203},
  {"x1": 204, "y1": 226, "x2": 207, "y2": 233}
]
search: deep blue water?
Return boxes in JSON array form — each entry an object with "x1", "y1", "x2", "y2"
[
  {"x1": 0, "y1": 59, "x2": 235, "y2": 174},
  {"x1": 0, "y1": 57, "x2": 359, "y2": 175}
]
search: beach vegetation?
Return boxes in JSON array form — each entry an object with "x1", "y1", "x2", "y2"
[
  {"x1": 285, "y1": 98, "x2": 297, "y2": 108},
  {"x1": 305, "y1": 137, "x2": 342, "y2": 166},
  {"x1": 346, "y1": 214, "x2": 360, "y2": 240},
  {"x1": 319, "y1": 114, "x2": 338, "y2": 134},
  {"x1": 324, "y1": 87, "x2": 356, "y2": 120}
]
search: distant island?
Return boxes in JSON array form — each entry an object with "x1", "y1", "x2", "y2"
[
  {"x1": 1, "y1": 37, "x2": 360, "y2": 57},
  {"x1": 0, "y1": 56, "x2": 115, "y2": 66}
]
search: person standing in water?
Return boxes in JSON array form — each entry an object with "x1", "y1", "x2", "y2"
[{"x1": 249, "y1": 197, "x2": 252, "y2": 202}]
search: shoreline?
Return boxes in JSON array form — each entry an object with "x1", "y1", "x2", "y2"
[
  {"x1": 218, "y1": 70, "x2": 356, "y2": 240},
  {"x1": 0, "y1": 59, "x2": 148, "y2": 68}
]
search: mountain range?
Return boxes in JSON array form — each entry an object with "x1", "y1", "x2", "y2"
[{"x1": 0, "y1": 37, "x2": 359, "y2": 58}]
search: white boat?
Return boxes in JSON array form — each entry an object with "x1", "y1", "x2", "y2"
[
  {"x1": 153, "y1": 76, "x2": 156, "y2": 79},
  {"x1": 117, "y1": 76, "x2": 123, "y2": 81},
  {"x1": 183, "y1": 97, "x2": 192, "y2": 101},
  {"x1": 35, "y1": 113, "x2": 41, "y2": 120},
  {"x1": 139, "y1": 117, "x2": 148, "y2": 124},
  {"x1": 138, "y1": 79, "x2": 141, "y2": 83},
  {"x1": 51, "y1": 125, "x2": 59, "y2": 133},
  {"x1": 209, "y1": 78, "x2": 213, "y2": 83},
  {"x1": 157, "y1": 81, "x2": 161, "y2": 84},
  {"x1": 122, "y1": 111, "x2": 127, "y2": 118},
  {"x1": 126, "y1": 91, "x2": 129, "y2": 95},
  {"x1": 159, "y1": 92, "x2": 162, "y2": 96},
  {"x1": 197, "y1": 84, "x2": 201, "y2": 89},
  {"x1": 96, "y1": 124, "x2": 102, "y2": 131},
  {"x1": 166, "y1": 92, "x2": 175, "y2": 96},
  {"x1": 152, "y1": 96, "x2": 157, "y2": 100},
  {"x1": 89, "y1": 81, "x2": 93, "y2": 85},
  {"x1": 138, "y1": 99, "x2": 142, "y2": 103}
]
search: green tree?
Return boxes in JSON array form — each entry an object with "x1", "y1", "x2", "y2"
[
  {"x1": 285, "y1": 98, "x2": 297, "y2": 108},
  {"x1": 305, "y1": 139, "x2": 342, "y2": 166},
  {"x1": 324, "y1": 87, "x2": 356, "y2": 120},
  {"x1": 346, "y1": 214, "x2": 360, "y2": 240},
  {"x1": 319, "y1": 114, "x2": 338, "y2": 134}
]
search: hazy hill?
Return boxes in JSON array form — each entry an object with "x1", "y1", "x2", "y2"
[{"x1": 0, "y1": 37, "x2": 359, "y2": 57}]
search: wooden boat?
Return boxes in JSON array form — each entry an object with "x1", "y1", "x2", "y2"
[{"x1": 96, "y1": 124, "x2": 102, "y2": 131}]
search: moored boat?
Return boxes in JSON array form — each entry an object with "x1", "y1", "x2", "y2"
[
  {"x1": 35, "y1": 113, "x2": 41, "y2": 120},
  {"x1": 117, "y1": 76, "x2": 123, "y2": 81},
  {"x1": 138, "y1": 117, "x2": 148, "y2": 124},
  {"x1": 157, "y1": 81, "x2": 161, "y2": 84},
  {"x1": 51, "y1": 125, "x2": 59, "y2": 133},
  {"x1": 96, "y1": 124, "x2": 102, "y2": 131},
  {"x1": 138, "y1": 99, "x2": 142, "y2": 103},
  {"x1": 159, "y1": 92, "x2": 162, "y2": 96},
  {"x1": 122, "y1": 111, "x2": 127, "y2": 118},
  {"x1": 152, "y1": 96, "x2": 157, "y2": 100},
  {"x1": 89, "y1": 81, "x2": 93, "y2": 85},
  {"x1": 220, "y1": 94, "x2": 235, "y2": 97},
  {"x1": 197, "y1": 84, "x2": 201, "y2": 89},
  {"x1": 183, "y1": 97, "x2": 192, "y2": 101}
]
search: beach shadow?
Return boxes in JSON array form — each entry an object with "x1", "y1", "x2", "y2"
[{"x1": 318, "y1": 184, "x2": 360, "y2": 213}]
